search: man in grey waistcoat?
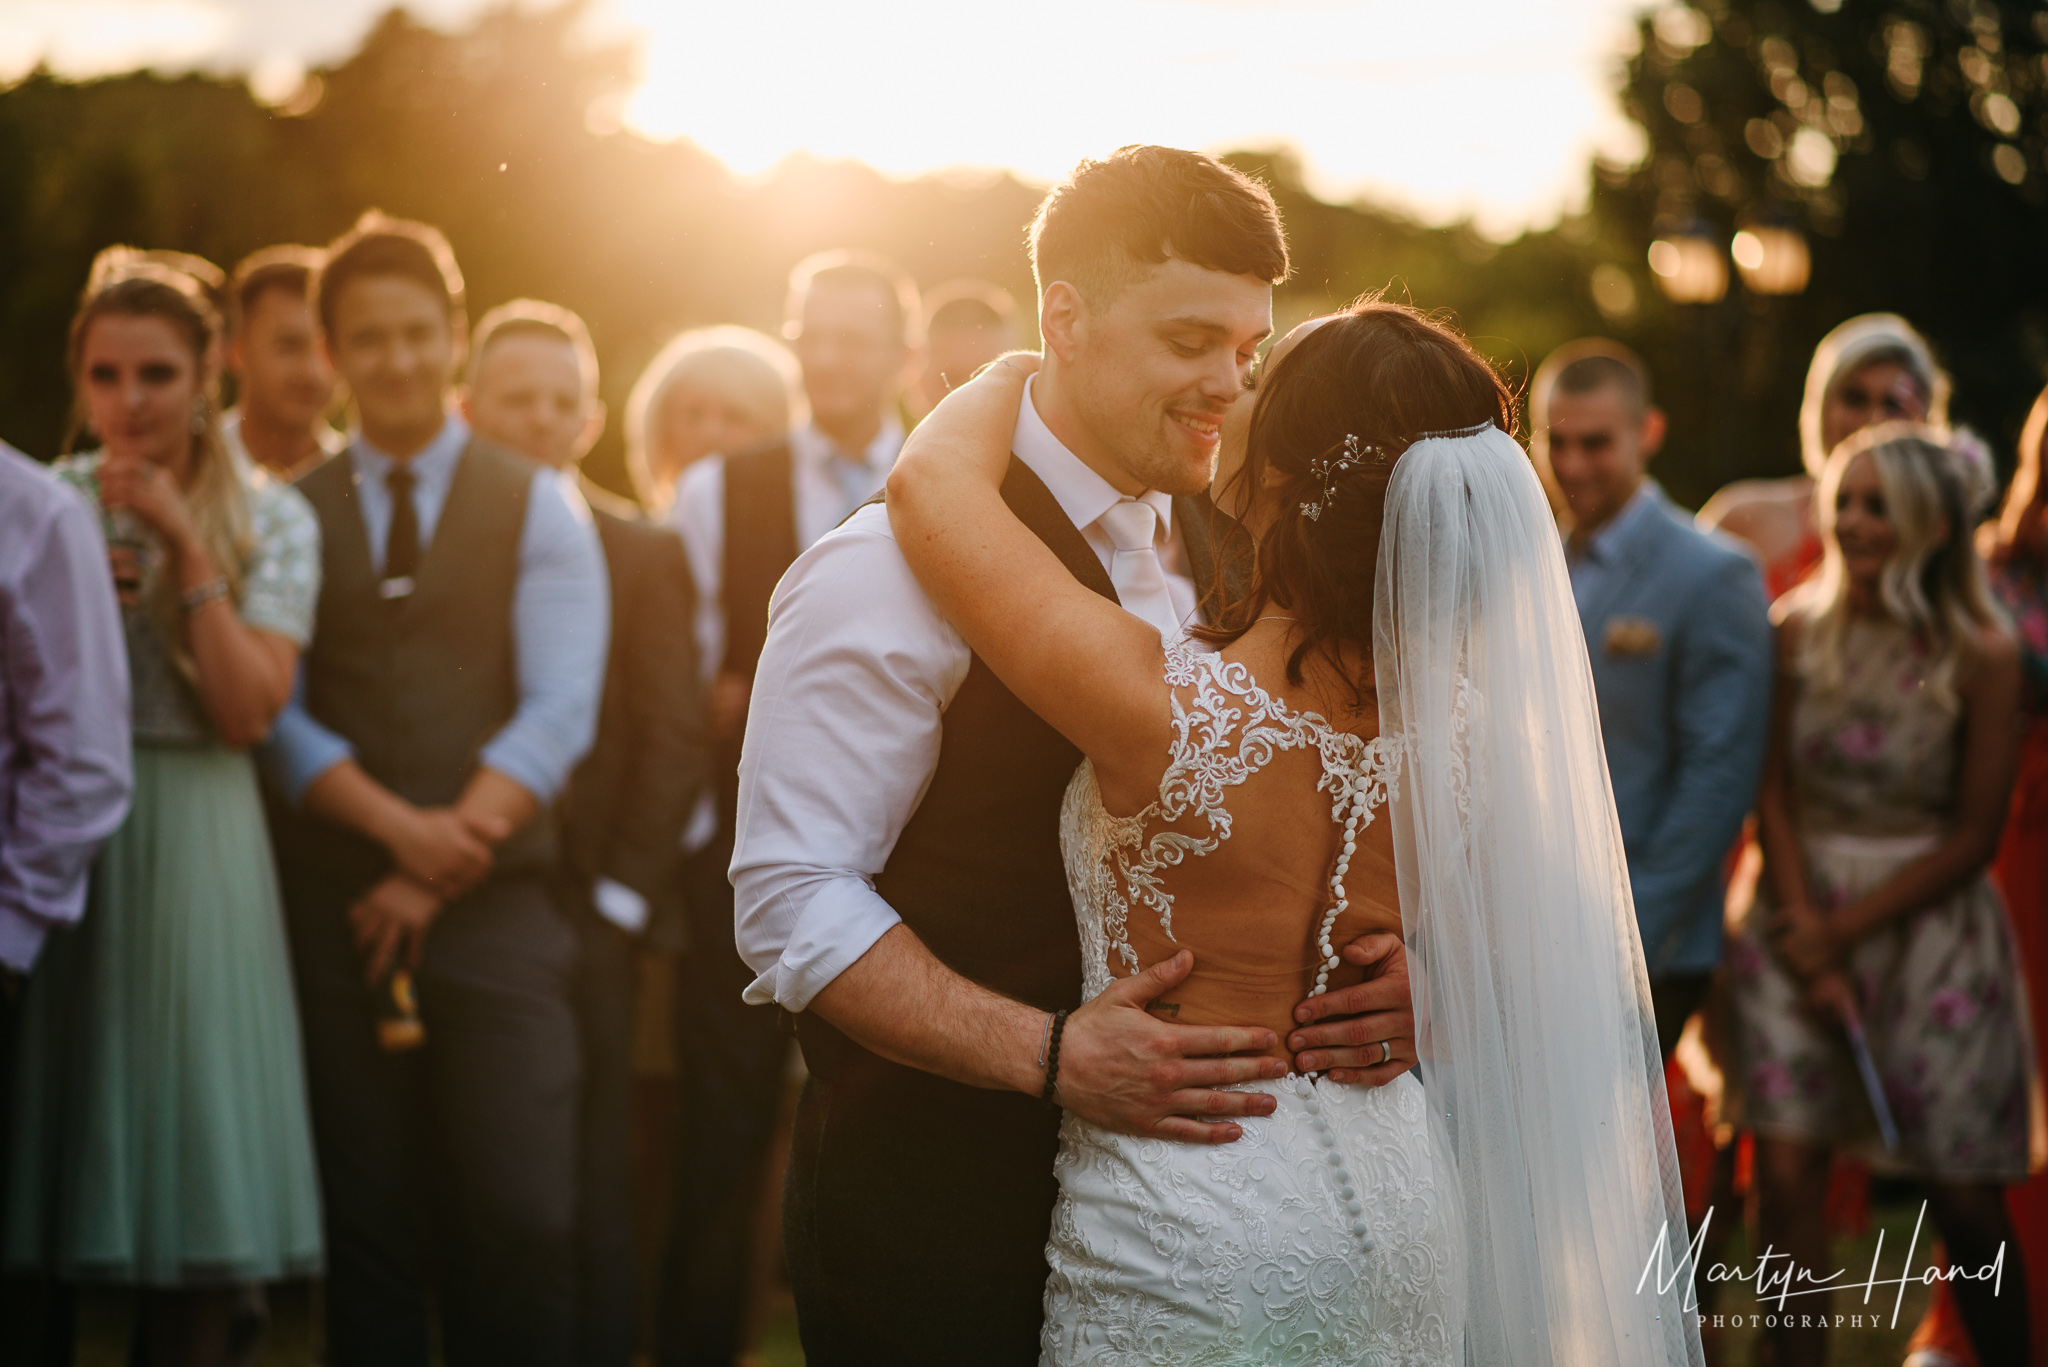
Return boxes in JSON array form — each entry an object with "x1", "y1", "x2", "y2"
[{"x1": 264, "y1": 212, "x2": 608, "y2": 1367}]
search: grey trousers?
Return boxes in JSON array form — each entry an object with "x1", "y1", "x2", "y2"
[{"x1": 283, "y1": 870, "x2": 582, "y2": 1367}]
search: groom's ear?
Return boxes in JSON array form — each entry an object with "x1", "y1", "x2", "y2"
[{"x1": 1039, "y1": 281, "x2": 1087, "y2": 365}]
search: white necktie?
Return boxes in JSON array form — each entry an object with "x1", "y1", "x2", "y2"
[{"x1": 1098, "y1": 498, "x2": 1180, "y2": 641}]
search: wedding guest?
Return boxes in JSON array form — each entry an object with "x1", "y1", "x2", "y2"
[
  {"x1": 1987, "y1": 388, "x2": 2048, "y2": 882},
  {"x1": 909, "y1": 278, "x2": 1019, "y2": 417},
  {"x1": 624, "y1": 325, "x2": 799, "y2": 518},
  {"x1": 1727, "y1": 424, "x2": 2029, "y2": 1367},
  {"x1": 659, "y1": 249, "x2": 919, "y2": 1366},
  {"x1": 224, "y1": 246, "x2": 343, "y2": 482},
  {"x1": 92, "y1": 248, "x2": 227, "y2": 320},
  {"x1": 1531, "y1": 340, "x2": 1773, "y2": 1055},
  {"x1": 0, "y1": 441, "x2": 131, "y2": 1269},
  {"x1": 460, "y1": 299, "x2": 707, "y2": 1367},
  {"x1": 263, "y1": 212, "x2": 608, "y2": 1367},
  {"x1": 7, "y1": 259, "x2": 323, "y2": 1365},
  {"x1": 1700, "y1": 314, "x2": 1946, "y2": 599},
  {"x1": 1907, "y1": 385, "x2": 2048, "y2": 1367}
]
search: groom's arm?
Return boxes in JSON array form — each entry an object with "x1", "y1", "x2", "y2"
[
  {"x1": 811, "y1": 927, "x2": 1283, "y2": 1143},
  {"x1": 733, "y1": 511, "x2": 1285, "y2": 1143}
]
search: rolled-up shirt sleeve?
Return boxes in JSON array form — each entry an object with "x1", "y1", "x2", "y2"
[
  {"x1": 262, "y1": 666, "x2": 353, "y2": 805},
  {"x1": 731, "y1": 507, "x2": 970, "y2": 1010},
  {"x1": 478, "y1": 469, "x2": 610, "y2": 804},
  {"x1": 0, "y1": 475, "x2": 133, "y2": 971}
]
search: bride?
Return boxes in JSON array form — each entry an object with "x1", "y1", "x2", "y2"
[{"x1": 886, "y1": 300, "x2": 1703, "y2": 1365}]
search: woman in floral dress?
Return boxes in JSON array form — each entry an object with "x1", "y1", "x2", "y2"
[{"x1": 1728, "y1": 423, "x2": 2030, "y2": 1367}]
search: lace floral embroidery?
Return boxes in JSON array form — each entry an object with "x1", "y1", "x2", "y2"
[{"x1": 1090, "y1": 640, "x2": 1398, "y2": 978}]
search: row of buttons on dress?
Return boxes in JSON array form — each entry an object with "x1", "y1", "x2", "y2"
[{"x1": 1294, "y1": 1075, "x2": 1375, "y2": 1252}]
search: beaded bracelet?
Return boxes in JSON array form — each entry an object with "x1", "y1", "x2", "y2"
[
  {"x1": 180, "y1": 578, "x2": 230, "y2": 613},
  {"x1": 1040, "y1": 1008, "x2": 1071, "y2": 1109}
]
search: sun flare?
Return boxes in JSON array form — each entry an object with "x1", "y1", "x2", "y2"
[{"x1": 614, "y1": 0, "x2": 1643, "y2": 235}]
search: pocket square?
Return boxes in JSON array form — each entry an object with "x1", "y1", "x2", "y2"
[{"x1": 1603, "y1": 617, "x2": 1663, "y2": 658}]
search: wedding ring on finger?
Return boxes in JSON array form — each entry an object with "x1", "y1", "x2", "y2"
[{"x1": 1378, "y1": 1040, "x2": 1393, "y2": 1066}]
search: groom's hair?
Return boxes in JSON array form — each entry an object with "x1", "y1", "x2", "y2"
[{"x1": 1028, "y1": 146, "x2": 1289, "y2": 307}]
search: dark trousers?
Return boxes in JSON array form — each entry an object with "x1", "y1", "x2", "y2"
[
  {"x1": 782, "y1": 1029, "x2": 1061, "y2": 1366},
  {"x1": 0, "y1": 976, "x2": 28, "y2": 1351},
  {"x1": 564, "y1": 891, "x2": 637, "y2": 1367},
  {"x1": 284, "y1": 869, "x2": 582, "y2": 1367},
  {"x1": 655, "y1": 839, "x2": 787, "y2": 1367},
  {"x1": 0, "y1": 973, "x2": 72, "y2": 1365},
  {"x1": 1650, "y1": 971, "x2": 1714, "y2": 1060},
  {"x1": 0, "y1": 973, "x2": 19, "y2": 1276}
]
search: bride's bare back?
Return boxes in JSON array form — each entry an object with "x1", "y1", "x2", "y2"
[{"x1": 1071, "y1": 635, "x2": 1401, "y2": 1064}]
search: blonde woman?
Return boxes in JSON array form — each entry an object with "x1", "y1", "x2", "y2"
[
  {"x1": 1728, "y1": 424, "x2": 2029, "y2": 1367},
  {"x1": 5, "y1": 260, "x2": 323, "y2": 1364},
  {"x1": 1700, "y1": 313, "x2": 1946, "y2": 598},
  {"x1": 623, "y1": 324, "x2": 798, "y2": 516}
]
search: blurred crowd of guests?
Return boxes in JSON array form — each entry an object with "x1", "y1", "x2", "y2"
[
  {"x1": 0, "y1": 203, "x2": 2043, "y2": 1367},
  {"x1": 0, "y1": 215, "x2": 1017, "y2": 1367},
  {"x1": 1532, "y1": 316, "x2": 2048, "y2": 1367}
]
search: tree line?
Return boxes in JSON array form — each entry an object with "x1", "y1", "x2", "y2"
[{"x1": 1, "y1": 0, "x2": 2041, "y2": 508}]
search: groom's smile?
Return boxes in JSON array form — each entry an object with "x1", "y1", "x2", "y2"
[{"x1": 1167, "y1": 407, "x2": 1225, "y2": 446}]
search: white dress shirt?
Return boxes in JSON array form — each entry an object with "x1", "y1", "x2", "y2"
[
  {"x1": 0, "y1": 445, "x2": 132, "y2": 971},
  {"x1": 731, "y1": 377, "x2": 1198, "y2": 1010},
  {"x1": 669, "y1": 417, "x2": 906, "y2": 688},
  {"x1": 668, "y1": 417, "x2": 905, "y2": 851}
]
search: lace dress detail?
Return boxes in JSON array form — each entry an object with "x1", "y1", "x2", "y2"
[{"x1": 1043, "y1": 642, "x2": 1459, "y2": 1366}]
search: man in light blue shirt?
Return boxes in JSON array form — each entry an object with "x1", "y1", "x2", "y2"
[
  {"x1": 262, "y1": 211, "x2": 606, "y2": 1367},
  {"x1": 1533, "y1": 339, "x2": 1773, "y2": 1059},
  {"x1": 265, "y1": 412, "x2": 607, "y2": 813}
]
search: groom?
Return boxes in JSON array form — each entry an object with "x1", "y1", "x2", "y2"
[{"x1": 733, "y1": 146, "x2": 1415, "y2": 1363}]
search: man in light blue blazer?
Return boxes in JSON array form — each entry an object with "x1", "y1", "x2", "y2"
[{"x1": 1533, "y1": 340, "x2": 1774, "y2": 1058}]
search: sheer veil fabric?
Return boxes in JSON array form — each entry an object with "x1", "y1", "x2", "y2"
[{"x1": 1373, "y1": 423, "x2": 1704, "y2": 1365}]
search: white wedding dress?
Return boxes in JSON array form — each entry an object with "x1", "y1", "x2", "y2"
[
  {"x1": 1038, "y1": 422, "x2": 1704, "y2": 1366},
  {"x1": 1042, "y1": 642, "x2": 1460, "y2": 1365}
]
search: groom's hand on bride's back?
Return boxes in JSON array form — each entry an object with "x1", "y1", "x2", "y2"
[
  {"x1": 1288, "y1": 933, "x2": 1416, "y2": 1086},
  {"x1": 1059, "y1": 950, "x2": 1287, "y2": 1145}
]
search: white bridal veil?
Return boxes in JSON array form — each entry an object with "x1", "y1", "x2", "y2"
[{"x1": 1373, "y1": 422, "x2": 1705, "y2": 1366}]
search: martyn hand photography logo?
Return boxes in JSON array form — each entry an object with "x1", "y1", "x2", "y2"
[{"x1": 1638, "y1": 1204, "x2": 2009, "y2": 1331}]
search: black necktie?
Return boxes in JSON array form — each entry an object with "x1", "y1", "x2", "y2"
[{"x1": 383, "y1": 466, "x2": 419, "y2": 600}]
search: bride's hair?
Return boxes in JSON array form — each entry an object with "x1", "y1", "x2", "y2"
[{"x1": 1196, "y1": 297, "x2": 1514, "y2": 703}]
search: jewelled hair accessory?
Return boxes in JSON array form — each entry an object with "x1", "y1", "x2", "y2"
[
  {"x1": 1299, "y1": 434, "x2": 1388, "y2": 521},
  {"x1": 1297, "y1": 420, "x2": 1496, "y2": 521}
]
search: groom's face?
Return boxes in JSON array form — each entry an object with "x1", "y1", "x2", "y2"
[{"x1": 1069, "y1": 257, "x2": 1271, "y2": 497}]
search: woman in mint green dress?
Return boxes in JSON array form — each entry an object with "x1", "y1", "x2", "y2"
[{"x1": 5, "y1": 258, "x2": 323, "y2": 1364}]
